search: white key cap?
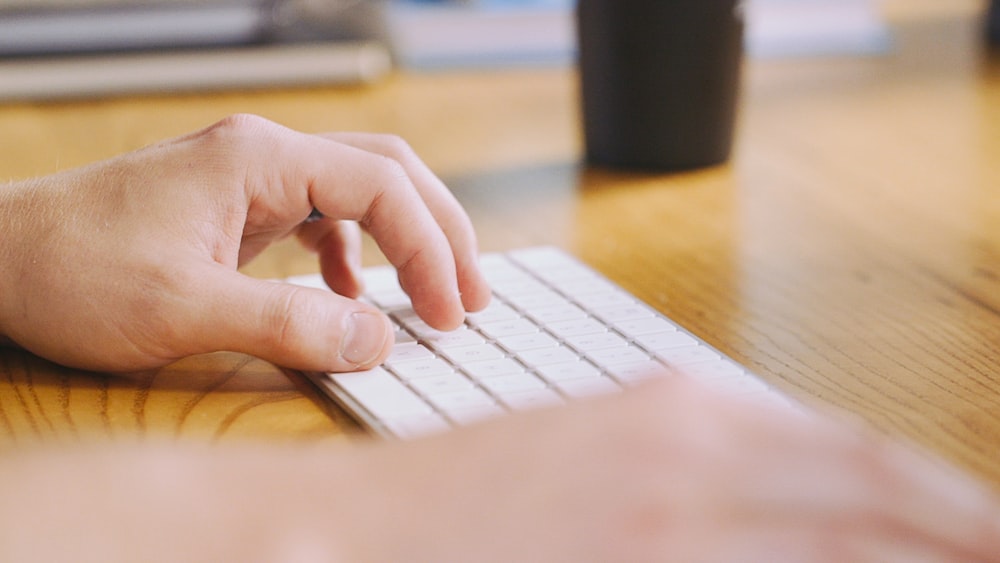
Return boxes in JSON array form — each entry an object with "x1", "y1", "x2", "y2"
[
  {"x1": 424, "y1": 328, "x2": 486, "y2": 350},
  {"x1": 633, "y1": 331, "x2": 698, "y2": 351},
  {"x1": 606, "y1": 360, "x2": 670, "y2": 384},
  {"x1": 614, "y1": 316, "x2": 679, "y2": 336},
  {"x1": 466, "y1": 302, "x2": 520, "y2": 325},
  {"x1": 387, "y1": 342, "x2": 435, "y2": 364},
  {"x1": 575, "y1": 288, "x2": 635, "y2": 308},
  {"x1": 477, "y1": 317, "x2": 540, "y2": 339},
  {"x1": 367, "y1": 289, "x2": 411, "y2": 311},
  {"x1": 491, "y1": 277, "x2": 549, "y2": 298},
  {"x1": 534, "y1": 361, "x2": 603, "y2": 383},
  {"x1": 390, "y1": 357, "x2": 455, "y2": 380},
  {"x1": 555, "y1": 376, "x2": 622, "y2": 399},
  {"x1": 461, "y1": 357, "x2": 527, "y2": 380},
  {"x1": 497, "y1": 332, "x2": 560, "y2": 352},
  {"x1": 328, "y1": 368, "x2": 432, "y2": 419},
  {"x1": 439, "y1": 343, "x2": 506, "y2": 364},
  {"x1": 657, "y1": 345, "x2": 721, "y2": 366},
  {"x1": 526, "y1": 303, "x2": 588, "y2": 324},
  {"x1": 547, "y1": 317, "x2": 609, "y2": 338},
  {"x1": 428, "y1": 388, "x2": 499, "y2": 413},
  {"x1": 588, "y1": 345, "x2": 651, "y2": 367},
  {"x1": 499, "y1": 388, "x2": 565, "y2": 411},
  {"x1": 506, "y1": 288, "x2": 563, "y2": 310},
  {"x1": 678, "y1": 359, "x2": 745, "y2": 380},
  {"x1": 554, "y1": 276, "x2": 619, "y2": 297},
  {"x1": 564, "y1": 331, "x2": 629, "y2": 352},
  {"x1": 409, "y1": 373, "x2": 475, "y2": 396},
  {"x1": 479, "y1": 373, "x2": 547, "y2": 396},
  {"x1": 518, "y1": 346, "x2": 581, "y2": 367},
  {"x1": 394, "y1": 328, "x2": 416, "y2": 345},
  {"x1": 592, "y1": 303, "x2": 657, "y2": 323}
]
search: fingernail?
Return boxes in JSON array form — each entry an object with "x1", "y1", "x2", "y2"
[{"x1": 340, "y1": 312, "x2": 390, "y2": 367}]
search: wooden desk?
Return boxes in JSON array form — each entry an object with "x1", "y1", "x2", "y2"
[{"x1": 2, "y1": 0, "x2": 1000, "y2": 484}]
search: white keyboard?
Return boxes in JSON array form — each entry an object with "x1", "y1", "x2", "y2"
[{"x1": 292, "y1": 247, "x2": 784, "y2": 439}]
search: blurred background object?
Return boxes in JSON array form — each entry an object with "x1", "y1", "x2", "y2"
[
  {"x1": 988, "y1": 0, "x2": 1000, "y2": 45},
  {"x1": 0, "y1": 0, "x2": 393, "y2": 100},
  {"x1": 387, "y1": 0, "x2": 891, "y2": 70}
]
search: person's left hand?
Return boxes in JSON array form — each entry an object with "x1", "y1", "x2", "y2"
[{"x1": 0, "y1": 115, "x2": 491, "y2": 372}]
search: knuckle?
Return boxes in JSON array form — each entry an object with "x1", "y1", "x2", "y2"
[
  {"x1": 197, "y1": 114, "x2": 277, "y2": 151},
  {"x1": 373, "y1": 133, "x2": 417, "y2": 162},
  {"x1": 374, "y1": 153, "x2": 411, "y2": 182}
]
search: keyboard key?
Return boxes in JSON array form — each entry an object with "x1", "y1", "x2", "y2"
[
  {"x1": 477, "y1": 317, "x2": 540, "y2": 339},
  {"x1": 633, "y1": 331, "x2": 698, "y2": 351},
  {"x1": 409, "y1": 373, "x2": 475, "y2": 396},
  {"x1": 387, "y1": 342, "x2": 435, "y2": 364},
  {"x1": 518, "y1": 346, "x2": 581, "y2": 367},
  {"x1": 533, "y1": 361, "x2": 603, "y2": 383},
  {"x1": 587, "y1": 345, "x2": 651, "y2": 368},
  {"x1": 499, "y1": 388, "x2": 565, "y2": 411},
  {"x1": 439, "y1": 343, "x2": 507, "y2": 364},
  {"x1": 564, "y1": 331, "x2": 629, "y2": 352},
  {"x1": 328, "y1": 368, "x2": 432, "y2": 419},
  {"x1": 462, "y1": 357, "x2": 527, "y2": 380},
  {"x1": 547, "y1": 317, "x2": 609, "y2": 338},
  {"x1": 554, "y1": 376, "x2": 622, "y2": 399},
  {"x1": 607, "y1": 360, "x2": 671, "y2": 384},
  {"x1": 479, "y1": 373, "x2": 547, "y2": 396},
  {"x1": 427, "y1": 388, "x2": 499, "y2": 413},
  {"x1": 614, "y1": 316, "x2": 679, "y2": 336},
  {"x1": 497, "y1": 332, "x2": 560, "y2": 353},
  {"x1": 466, "y1": 302, "x2": 520, "y2": 325},
  {"x1": 390, "y1": 357, "x2": 455, "y2": 380},
  {"x1": 592, "y1": 303, "x2": 657, "y2": 324},
  {"x1": 424, "y1": 328, "x2": 487, "y2": 350},
  {"x1": 525, "y1": 302, "x2": 587, "y2": 324},
  {"x1": 656, "y1": 345, "x2": 721, "y2": 366}
]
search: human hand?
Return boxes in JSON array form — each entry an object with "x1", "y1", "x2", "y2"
[
  {"x1": 329, "y1": 377, "x2": 1000, "y2": 562},
  {"x1": 3, "y1": 377, "x2": 999, "y2": 562},
  {"x1": 0, "y1": 115, "x2": 491, "y2": 372}
]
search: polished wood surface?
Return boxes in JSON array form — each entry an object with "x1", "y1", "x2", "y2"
[{"x1": 3, "y1": 1, "x2": 1000, "y2": 483}]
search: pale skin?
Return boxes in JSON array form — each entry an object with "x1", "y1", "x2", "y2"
[{"x1": 1, "y1": 115, "x2": 999, "y2": 561}]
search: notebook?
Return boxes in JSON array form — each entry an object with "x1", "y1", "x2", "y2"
[{"x1": 289, "y1": 247, "x2": 788, "y2": 439}]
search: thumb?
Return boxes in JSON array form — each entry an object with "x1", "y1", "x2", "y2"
[{"x1": 187, "y1": 266, "x2": 393, "y2": 372}]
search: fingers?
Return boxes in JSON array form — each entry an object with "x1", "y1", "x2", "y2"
[
  {"x1": 300, "y1": 141, "x2": 465, "y2": 329},
  {"x1": 320, "y1": 132, "x2": 492, "y2": 314},
  {"x1": 187, "y1": 115, "x2": 487, "y2": 330},
  {"x1": 625, "y1": 378, "x2": 1000, "y2": 561},
  {"x1": 691, "y1": 382, "x2": 1000, "y2": 561},
  {"x1": 296, "y1": 219, "x2": 364, "y2": 299},
  {"x1": 186, "y1": 264, "x2": 393, "y2": 372}
]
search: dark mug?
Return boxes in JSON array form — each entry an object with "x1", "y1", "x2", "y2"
[{"x1": 577, "y1": 0, "x2": 745, "y2": 171}]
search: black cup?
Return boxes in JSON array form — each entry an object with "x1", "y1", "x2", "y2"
[{"x1": 577, "y1": 0, "x2": 745, "y2": 171}]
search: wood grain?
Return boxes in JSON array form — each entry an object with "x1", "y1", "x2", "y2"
[{"x1": 3, "y1": 0, "x2": 1000, "y2": 486}]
